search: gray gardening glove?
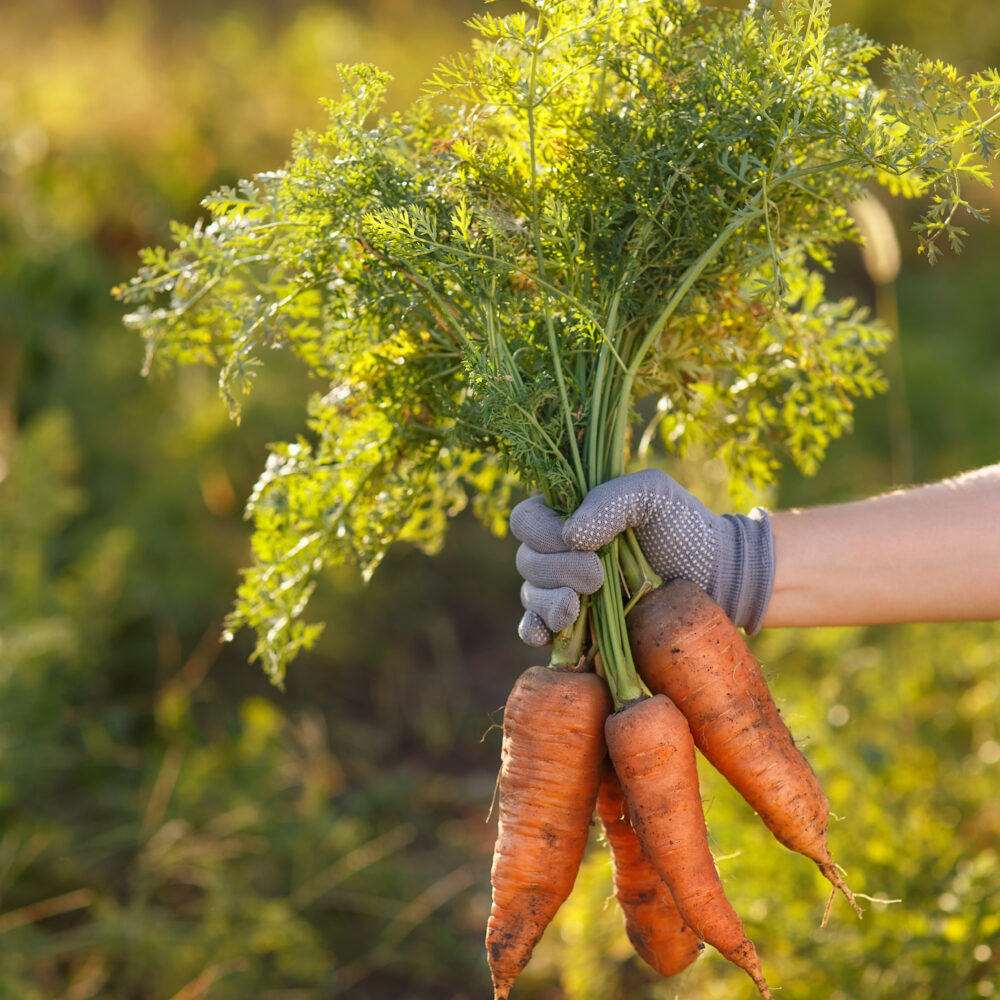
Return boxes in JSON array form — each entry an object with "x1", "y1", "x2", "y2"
[
  {"x1": 510, "y1": 468, "x2": 774, "y2": 646},
  {"x1": 509, "y1": 494, "x2": 605, "y2": 646}
]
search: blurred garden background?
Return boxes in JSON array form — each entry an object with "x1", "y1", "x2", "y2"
[{"x1": 1, "y1": 1, "x2": 999, "y2": 998}]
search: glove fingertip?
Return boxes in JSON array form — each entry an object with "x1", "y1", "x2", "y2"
[
  {"x1": 518, "y1": 611, "x2": 553, "y2": 647},
  {"x1": 577, "y1": 552, "x2": 605, "y2": 594},
  {"x1": 510, "y1": 495, "x2": 567, "y2": 552},
  {"x1": 509, "y1": 494, "x2": 545, "y2": 534},
  {"x1": 548, "y1": 590, "x2": 580, "y2": 632}
]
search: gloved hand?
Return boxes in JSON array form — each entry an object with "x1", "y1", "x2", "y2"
[{"x1": 510, "y1": 468, "x2": 774, "y2": 645}]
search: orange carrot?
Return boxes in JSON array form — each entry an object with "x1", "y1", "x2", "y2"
[
  {"x1": 629, "y1": 578, "x2": 860, "y2": 916},
  {"x1": 486, "y1": 665, "x2": 611, "y2": 1000},
  {"x1": 606, "y1": 694, "x2": 774, "y2": 998},
  {"x1": 596, "y1": 760, "x2": 703, "y2": 978}
]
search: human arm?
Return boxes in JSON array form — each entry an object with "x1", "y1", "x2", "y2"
[
  {"x1": 764, "y1": 464, "x2": 1000, "y2": 627},
  {"x1": 511, "y1": 464, "x2": 1000, "y2": 643}
]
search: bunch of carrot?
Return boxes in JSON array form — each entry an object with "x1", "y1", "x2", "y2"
[
  {"x1": 487, "y1": 578, "x2": 860, "y2": 999},
  {"x1": 114, "y1": 1, "x2": 997, "y2": 989}
]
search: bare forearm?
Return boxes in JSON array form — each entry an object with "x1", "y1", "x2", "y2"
[{"x1": 762, "y1": 464, "x2": 1000, "y2": 628}]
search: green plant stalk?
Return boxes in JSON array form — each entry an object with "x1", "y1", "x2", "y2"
[
  {"x1": 621, "y1": 527, "x2": 662, "y2": 612},
  {"x1": 550, "y1": 597, "x2": 590, "y2": 669},
  {"x1": 594, "y1": 540, "x2": 647, "y2": 708},
  {"x1": 570, "y1": 195, "x2": 768, "y2": 692},
  {"x1": 584, "y1": 147, "x2": 865, "y2": 679},
  {"x1": 569, "y1": 151, "x2": 846, "y2": 687},
  {"x1": 558, "y1": 317, "x2": 639, "y2": 695},
  {"x1": 617, "y1": 531, "x2": 642, "y2": 596},
  {"x1": 611, "y1": 194, "x2": 768, "y2": 467},
  {"x1": 587, "y1": 291, "x2": 623, "y2": 488}
]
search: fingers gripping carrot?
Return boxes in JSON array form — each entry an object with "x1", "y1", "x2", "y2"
[
  {"x1": 596, "y1": 761, "x2": 703, "y2": 978},
  {"x1": 629, "y1": 579, "x2": 861, "y2": 917},
  {"x1": 606, "y1": 695, "x2": 773, "y2": 998},
  {"x1": 487, "y1": 666, "x2": 611, "y2": 1000}
]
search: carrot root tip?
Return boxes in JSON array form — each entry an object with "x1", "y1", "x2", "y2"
[
  {"x1": 819, "y1": 862, "x2": 864, "y2": 920},
  {"x1": 751, "y1": 963, "x2": 775, "y2": 999},
  {"x1": 491, "y1": 974, "x2": 513, "y2": 1000}
]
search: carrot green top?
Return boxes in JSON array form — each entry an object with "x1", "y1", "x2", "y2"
[{"x1": 117, "y1": 0, "x2": 1000, "y2": 688}]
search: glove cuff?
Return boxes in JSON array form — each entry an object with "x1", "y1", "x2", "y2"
[{"x1": 714, "y1": 508, "x2": 775, "y2": 634}]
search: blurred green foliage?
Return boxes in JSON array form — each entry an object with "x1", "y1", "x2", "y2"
[
  {"x1": 1, "y1": 2, "x2": 519, "y2": 997},
  {"x1": 1, "y1": 1, "x2": 999, "y2": 999}
]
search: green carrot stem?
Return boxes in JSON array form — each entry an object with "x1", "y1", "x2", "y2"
[
  {"x1": 587, "y1": 294, "x2": 622, "y2": 489},
  {"x1": 617, "y1": 539, "x2": 643, "y2": 597},
  {"x1": 615, "y1": 529, "x2": 661, "y2": 619},
  {"x1": 594, "y1": 539, "x2": 648, "y2": 709},
  {"x1": 549, "y1": 599, "x2": 590, "y2": 669},
  {"x1": 611, "y1": 196, "x2": 768, "y2": 463},
  {"x1": 624, "y1": 527, "x2": 662, "y2": 590}
]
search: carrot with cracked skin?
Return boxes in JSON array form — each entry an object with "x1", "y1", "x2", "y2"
[
  {"x1": 486, "y1": 665, "x2": 611, "y2": 1000},
  {"x1": 629, "y1": 578, "x2": 861, "y2": 917},
  {"x1": 606, "y1": 694, "x2": 774, "y2": 998},
  {"x1": 596, "y1": 760, "x2": 703, "y2": 978}
]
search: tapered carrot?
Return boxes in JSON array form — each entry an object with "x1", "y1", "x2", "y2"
[
  {"x1": 629, "y1": 578, "x2": 860, "y2": 916},
  {"x1": 606, "y1": 694, "x2": 774, "y2": 998},
  {"x1": 486, "y1": 665, "x2": 611, "y2": 1000},
  {"x1": 596, "y1": 760, "x2": 703, "y2": 978}
]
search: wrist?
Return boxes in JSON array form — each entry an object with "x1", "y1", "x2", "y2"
[{"x1": 712, "y1": 508, "x2": 775, "y2": 633}]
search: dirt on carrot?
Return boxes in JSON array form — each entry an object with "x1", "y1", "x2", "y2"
[
  {"x1": 629, "y1": 579, "x2": 861, "y2": 917},
  {"x1": 487, "y1": 665, "x2": 611, "y2": 1000}
]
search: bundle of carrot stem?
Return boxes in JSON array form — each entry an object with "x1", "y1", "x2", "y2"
[{"x1": 117, "y1": 1, "x2": 1000, "y2": 995}]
